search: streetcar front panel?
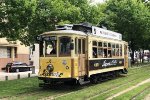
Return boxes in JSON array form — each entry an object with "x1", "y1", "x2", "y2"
[
  {"x1": 39, "y1": 57, "x2": 72, "y2": 78},
  {"x1": 38, "y1": 34, "x2": 79, "y2": 80}
]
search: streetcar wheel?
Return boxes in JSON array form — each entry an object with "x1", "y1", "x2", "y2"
[{"x1": 90, "y1": 75, "x2": 98, "y2": 84}]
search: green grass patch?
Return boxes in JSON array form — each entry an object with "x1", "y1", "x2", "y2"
[
  {"x1": 114, "y1": 82, "x2": 150, "y2": 100},
  {"x1": 0, "y1": 77, "x2": 78, "y2": 100},
  {"x1": 56, "y1": 66, "x2": 150, "y2": 100},
  {"x1": 0, "y1": 77, "x2": 39, "y2": 98},
  {"x1": 92, "y1": 74, "x2": 150, "y2": 100},
  {"x1": 0, "y1": 65, "x2": 150, "y2": 100}
]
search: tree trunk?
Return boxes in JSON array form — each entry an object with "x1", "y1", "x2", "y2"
[
  {"x1": 142, "y1": 49, "x2": 144, "y2": 63},
  {"x1": 130, "y1": 42, "x2": 135, "y2": 64}
]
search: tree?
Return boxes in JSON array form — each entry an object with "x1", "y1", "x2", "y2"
[
  {"x1": 0, "y1": 0, "x2": 82, "y2": 45},
  {"x1": 101, "y1": 0, "x2": 150, "y2": 63},
  {"x1": 1, "y1": 0, "x2": 105, "y2": 45},
  {"x1": 0, "y1": 0, "x2": 37, "y2": 44}
]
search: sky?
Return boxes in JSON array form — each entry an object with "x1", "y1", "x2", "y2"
[{"x1": 90, "y1": 0, "x2": 105, "y2": 5}]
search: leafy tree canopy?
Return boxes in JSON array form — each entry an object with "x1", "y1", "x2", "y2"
[
  {"x1": 0, "y1": 0, "x2": 105, "y2": 45},
  {"x1": 101, "y1": 0, "x2": 150, "y2": 49}
]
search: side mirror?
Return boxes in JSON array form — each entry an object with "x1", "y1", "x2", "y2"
[
  {"x1": 70, "y1": 43, "x2": 74, "y2": 50},
  {"x1": 36, "y1": 35, "x2": 42, "y2": 41}
]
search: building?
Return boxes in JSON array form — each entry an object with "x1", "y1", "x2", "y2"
[{"x1": 0, "y1": 38, "x2": 29, "y2": 71}]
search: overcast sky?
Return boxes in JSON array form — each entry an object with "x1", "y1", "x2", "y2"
[{"x1": 90, "y1": 0, "x2": 105, "y2": 5}]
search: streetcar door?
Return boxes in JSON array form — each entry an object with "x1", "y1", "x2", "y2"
[
  {"x1": 124, "y1": 44, "x2": 128, "y2": 68},
  {"x1": 78, "y1": 38, "x2": 87, "y2": 76}
]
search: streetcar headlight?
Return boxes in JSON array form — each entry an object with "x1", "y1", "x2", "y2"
[{"x1": 47, "y1": 64, "x2": 54, "y2": 72}]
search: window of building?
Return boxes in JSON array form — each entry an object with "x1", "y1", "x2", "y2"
[
  {"x1": 7, "y1": 47, "x2": 11, "y2": 58},
  {"x1": 14, "y1": 47, "x2": 17, "y2": 58},
  {"x1": 0, "y1": 47, "x2": 7, "y2": 58}
]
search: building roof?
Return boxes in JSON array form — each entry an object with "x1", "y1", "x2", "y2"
[{"x1": 0, "y1": 43, "x2": 18, "y2": 47}]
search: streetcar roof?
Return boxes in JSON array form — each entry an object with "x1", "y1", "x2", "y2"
[{"x1": 42, "y1": 30, "x2": 86, "y2": 36}]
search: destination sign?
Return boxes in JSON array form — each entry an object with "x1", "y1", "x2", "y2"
[{"x1": 92, "y1": 26, "x2": 122, "y2": 40}]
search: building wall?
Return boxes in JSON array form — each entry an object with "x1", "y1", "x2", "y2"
[
  {"x1": 0, "y1": 38, "x2": 29, "y2": 71},
  {"x1": 0, "y1": 58, "x2": 13, "y2": 70},
  {"x1": 30, "y1": 44, "x2": 39, "y2": 69}
]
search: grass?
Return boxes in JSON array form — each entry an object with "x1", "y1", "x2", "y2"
[
  {"x1": 0, "y1": 77, "x2": 39, "y2": 98},
  {"x1": 56, "y1": 66, "x2": 150, "y2": 100},
  {"x1": 0, "y1": 65, "x2": 150, "y2": 100},
  {"x1": 114, "y1": 82, "x2": 150, "y2": 100},
  {"x1": 0, "y1": 77, "x2": 78, "y2": 100}
]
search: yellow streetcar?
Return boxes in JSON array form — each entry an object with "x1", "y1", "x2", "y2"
[{"x1": 37, "y1": 23, "x2": 128, "y2": 86}]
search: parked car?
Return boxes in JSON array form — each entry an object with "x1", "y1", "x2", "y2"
[
  {"x1": 143, "y1": 56, "x2": 148, "y2": 61},
  {"x1": 6, "y1": 61, "x2": 32, "y2": 72}
]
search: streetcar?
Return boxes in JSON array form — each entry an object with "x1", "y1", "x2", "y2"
[{"x1": 37, "y1": 23, "x2": 128, "y2": 86}]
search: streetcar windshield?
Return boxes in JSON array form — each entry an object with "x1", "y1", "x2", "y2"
[
  {"x1": 45, "y1": 36, "x2": 57, "y2": 56},
  {"x1": 59, "y1": 36, "x2": 71, "y2": 56},
  {"x1": 43, "y1": 36, "x2": 71, "y2": 57}
]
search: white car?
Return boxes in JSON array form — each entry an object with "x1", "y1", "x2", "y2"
[{"x1": 143, "y1": 56, "x2": 148, "y2": 61}]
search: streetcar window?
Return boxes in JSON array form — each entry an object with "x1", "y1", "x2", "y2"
[
  {"x1": 93, "y1": 41, "x2": 97, "y2": 46},
  {"x1": 92, "y1": 41, "x2": 98, "y2": 58},
  {"x1": 116, "y1": 44, "x2": 119, "y2": 48},
  {"x1": 59, "y1": 36, "x2": 71, "y2": 56},
  {"x1": 108, "y1": 43, "x2": 111, "y2": 48},
  {"x1": 82, "y1": 39, "x2": 85, "y2": 54},
  {"x1": 78, "y1": 39, "x2": 81, "y2": 54},
  {"x1": 104, "y1": 42, "x2": 107, "y2": 47},
  {"x1": 112, "y1": 44, "x2": 115, "y2": 56},
  {"x1": 98, "y1": 48, "x2": 103, "y2": 57},
  {"x1": 98, "y1": 41, "x2": 103, "y2": 57},
  {"x1": 75, "y1": 38, "x2": 78, "y2": 54},
  {"x1": 116, "y1": 49, "x2": 119, "y2": 56},
  {"x1": 45, "y1": 37, "x2": 57, "y2": 56},
  {"x1": 104, "y1": 49, "x2": 107, "y2": 58},
  {"x1": 112, "y1": 44, "x2": 115, "y2": 48},
  {"x1": 108, "y1": 50, "x2": 112, "y2": 57},
  {"x1": 112, "y1": 48, "x2": 115, "y2": 56},
  {"x1": 120, "y1": 44, "x2": 122, "y2": 56},
  {"x1": 116, "y1": 44, "x2": 119, "y2": 56},
  {"x1": 98, "y1": 42, "x2": 102, "y2": 47},
  {"x1": 108, "y1": 43, "x2": 112, "y2": 58},
  {"x1": 93, "y1": 47, "x2": 97, "y2": 58}
]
